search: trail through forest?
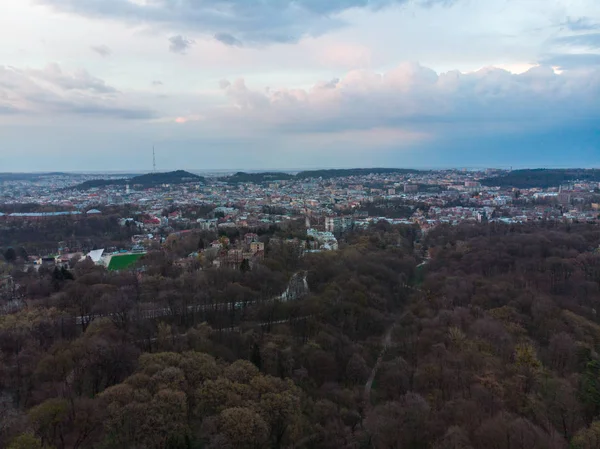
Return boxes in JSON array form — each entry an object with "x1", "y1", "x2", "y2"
[{"x1": 364, "y1": 322, "x2": 396, "y2": 406}]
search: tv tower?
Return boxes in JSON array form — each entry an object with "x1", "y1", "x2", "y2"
[{"x1": 153, "y1": 146, "x2": 156, "y2": 173}]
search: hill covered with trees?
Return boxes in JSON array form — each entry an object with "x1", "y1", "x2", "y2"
[
  {"x1": 220, "y1": 168, "x2": 424, "y2": 183},
  {"x1": 71, "y1": 170, "x2": 204, "y2": 190},
  {"x1": 222, "y1": 172, "x2": 295, "y2": 184},
  {"x1": 481, "y1": 168, "x2": 600, "y2": 188}
]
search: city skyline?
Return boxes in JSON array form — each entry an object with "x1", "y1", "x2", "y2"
[{"x1": 0, "y1": 0, "x2": 599, "y2": 171}]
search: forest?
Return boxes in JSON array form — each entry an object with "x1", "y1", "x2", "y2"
[
  {"x1": 221, "y1": 172, "x2": 296, "y2": 184},
  {"x1": 70, "y1": 171, "x2": 204, "y2": 191},
  {"x1": 219, "y1": 168, "x2": 424, "y2": 183},
  {"x1": 0, "y1": 211, "x2": 140, "y2": 255},
  {"x1": 2, "y1": 221, "x2": 600, "y2": 448},
  {"x1": 481, "y1": 169, "x2": 600, "y2": 189}
]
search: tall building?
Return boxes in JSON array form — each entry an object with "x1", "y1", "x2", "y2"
[
  {"x1": 325, "y1": 217, "x2": 335, "y2": 233},
  {"x1": 325, "y1": 216, "x2": 354, "y2": 233},
  {"x1": 558, "y1": 192, "x2": 571, "y2": 206}
]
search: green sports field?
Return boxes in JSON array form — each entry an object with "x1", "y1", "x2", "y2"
[{"x1": 107, "y1": 253, "x2": 145, "y2": 271}]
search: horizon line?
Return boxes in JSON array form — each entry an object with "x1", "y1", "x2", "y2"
[{"x1": 2, "y1": 165, "x2": 600, "y2": 175}]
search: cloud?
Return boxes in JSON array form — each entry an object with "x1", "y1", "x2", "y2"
[
  {"x1": 214, "y1": 33, "x2": 243, "y2": 47},
  {"x1": 545, "y1": 23, "x2": 600, "y2": 71},
  {"x1": 37, "y1": 0, "x2": 456, "y2": 45},
  {"x1": 169, "y1": 35, "x2": 195, "y2": 54},
  {"x1": 91, "y1": 45, "x2": 112, "y2": 57},
  {"x1": 539, "y1": 53, "x2": 600, "y2": 69},
  {"x1": 58, "y1": 103, "x2": 154, "y2": 119},
  {"x1": 221, "y1": 78, "x2": 271, "y2": 110},
  {"x1": 0, "y1": 63, "x2": 154, "y2": 119},
  {"x1": 0, "y1": 104, "x2": 20, "y2": 115},
  {"x1": 174, "y1": 114, "x2": 205, "y2": 123},
  {"x1": 214, "y1": 63, "x2": 600, "y2": 137},
  {"x1": 562, "y1": 17, "x2": 600, "y2": 32},
  {"x1": 553, "y1": 33, "x2": 600, "y2": 49},
  {"x1": 24, "y1": 63, "x2": 118, "y2": 94},
  {"x1": 321, "y1": 78, "x2": 340, "y2": 89}
]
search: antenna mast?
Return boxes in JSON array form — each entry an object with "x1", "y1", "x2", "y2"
[{"x1": 153, "y1": 146, "x2": 156, "y2": 173}]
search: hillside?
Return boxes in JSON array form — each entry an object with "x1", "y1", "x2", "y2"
[
  {"x1": 223, "y1": 171, "x2": 295, "y2": 184},
  {"x1": 72, "y1": 178, "x2": 127, "y2": 190},
  {"x1": 481, "y1": 168, "x2": 600, "y2": 188},
  {"x1": 218, "y1": 169, "x2": 421, "y2": 184},
  {"x1": 71, "y1": 170, "x2": 204, "y2": 190},
  {"x1": 4, "y1": 223, "x2": 600, "y2": 448},
  {"x1": 296, "y1": 168, "x2": 423, "y2": 179},
  {"x1": 129, "y1": 170, "x2": 203, "y2": 186}
]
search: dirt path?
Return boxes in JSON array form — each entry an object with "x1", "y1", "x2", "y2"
[{"x1": 364, "y1": 323, "x2": 395, "y2": 406}]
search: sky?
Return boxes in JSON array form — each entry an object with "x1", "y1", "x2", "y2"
[{"x1": 0, "y1": 0, "x2": 599, "y2": 172}]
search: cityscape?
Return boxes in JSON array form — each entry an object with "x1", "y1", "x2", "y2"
[
  {"x1": 1, "y1": 168, "x2": 599, "y2": 270},
  {"x1": 2, "y1": 0, "x2": 600, "y2": 447}
]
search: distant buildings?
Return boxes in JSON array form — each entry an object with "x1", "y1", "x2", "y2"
[
  {"x1": 1, "y1": 169, "x2": 598, "y2": 272},
  {"x1": 250, "y1": 241, "x2": 264, "y2": 253},
  {"x1": 325, "y1": 216, "x2": 354, "y2": 233},
  {"x1": 307, "y1": 229, "x2": 338, "y2": 251},
  {"x1": 197, "y1": 218, "x2": 218, "y2": 230},
  {"x1": 1, "y1": 211, "x2": 82, "y2": 220}
]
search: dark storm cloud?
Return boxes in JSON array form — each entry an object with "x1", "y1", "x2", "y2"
[
  {"x1": 37, "y1": 0, "x2": 455, "y2": 44},
  {"x1": 169, "y1": 35, "x2": 195, "y2": 54}
]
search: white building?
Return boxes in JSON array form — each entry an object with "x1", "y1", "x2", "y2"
[{"x1": 307, "y1": 229, "x2": 339, "y2": 251}]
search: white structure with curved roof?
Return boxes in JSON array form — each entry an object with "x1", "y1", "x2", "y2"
[{"x1": 87, "y1": 249, "x2": 105, "y2": 264}]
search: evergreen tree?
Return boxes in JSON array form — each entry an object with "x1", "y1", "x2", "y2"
[
  {"x1": 4, "y1": 247, "x2": 16, "y2": 263},
  {"x1": 240, "y1": 259, "x2": 251, "y2": 273},
  {"x1": 250, "y1": 343, "x2": 262, "y2": 371}
]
